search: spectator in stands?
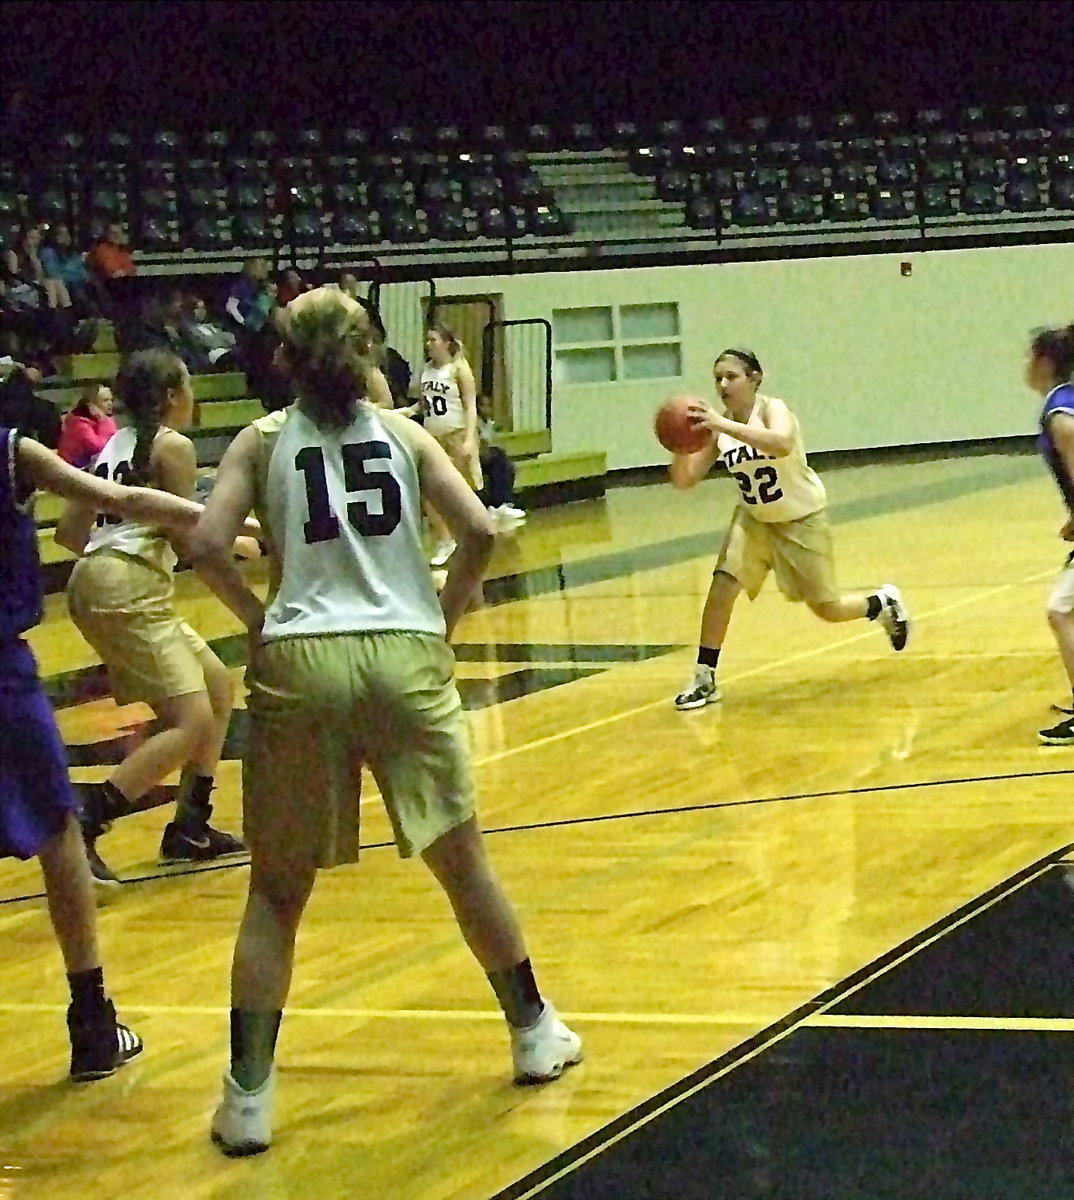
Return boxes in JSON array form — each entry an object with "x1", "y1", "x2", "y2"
[
  {"x1": 0, "y1": 357, "x2": 60, "y2": 447},
  {"x1": 337, "y1": 271, "x2": 361, "y2": 300},
  {"x1": 85, "y1": 223, "x2": 138, "y2": 327},
  {"x1": 40, "y1": 224, "x2": 97, "y2": 317},
  {"x1": 123, "y1": 289, "x2": 188, "y2": 364},
  {"x1": 353, "y1": 296, "x2": 413, "y2": 409},
  {"x1": 4, "y1": 224, "x2": 73, "y2": 313},
  {"x1": 178, "y1": 297, "x2": 237, "y2": 372},
  {"x1": 275, "y1": 269, "x2": 307, "y2": 308},
  {"x1": 57, "y1": 384, "x2": 117, "y2": 468},
  {"x1": 86, "y1": 223, "x2": 137, "y2": 283},
  {"x1": 477, "y1": 396, "x2": 526, "y2": 527},
  {"x1": 225, "y1": 258, "x2": 276, "y2": 332}
]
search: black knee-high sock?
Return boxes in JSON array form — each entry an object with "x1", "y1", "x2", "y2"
[
  {"x1": 487, "y1": 958, "x2": 543, "y2": 1029},
  {"x1": 230, "y1": 1009, "x2": 282, "y2": 1091},
  {"x1": 697, "y1": 646, "x2": 721, "y2": 670}
]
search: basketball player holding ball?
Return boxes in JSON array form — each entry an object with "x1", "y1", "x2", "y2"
[{"x1": 665, "y1": 347, "x2": 910, "y2": 710}]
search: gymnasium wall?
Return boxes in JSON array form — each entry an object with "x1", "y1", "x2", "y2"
[{"x1": 432, "y1": 243, "x2": 1073, "y2": 470}]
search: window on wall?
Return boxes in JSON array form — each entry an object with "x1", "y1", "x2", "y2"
[{"x1": 553, "y1": 302, "x2": 681, "y2": 384}]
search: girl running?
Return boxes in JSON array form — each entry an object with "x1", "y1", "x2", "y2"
[
  {"x1": 56, "y1": 349, "x2": 245, "y2": 883},
  {"x1": 670, "y1": 347, "x2": 911, "y2": 710}
]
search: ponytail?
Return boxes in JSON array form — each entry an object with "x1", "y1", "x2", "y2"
[
  {"x1": 278, "y1": 288, "x2": 372, "y2": 430},
  {"x1": 427, "y1": 322, "x2": 463, "y2": 359},
  {"x1": 112, "y1": 349, "x2": 186, "y2": 485}
]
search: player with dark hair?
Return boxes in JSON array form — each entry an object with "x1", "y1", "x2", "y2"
[
  {"x1": 1027, "y1": 323, "x2": 1074, "y2": 745},
  {"x1": 1, "y1": 426, "x2": 200, "y2": 1078},
  {"x1": 56, "y1": 349, "x2": 245, "y2": 882},
  {"x1": 669, "y1": 347, "x2": 910, "y2": 710}
]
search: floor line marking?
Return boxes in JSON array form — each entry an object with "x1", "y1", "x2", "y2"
[
  {"x1": 494, "y1": 851, "x2": 1066, "y2": 1200},
  {"x1": 804, "y1": 1013, "x2": 1074, "y2": 1032},
  {"x1": 806, "y1": 863, "x2": 1064, "y2": 1022}
]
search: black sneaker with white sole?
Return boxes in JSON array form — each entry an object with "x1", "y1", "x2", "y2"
[
  {"x1": 674, "y1": 668, "x2": 720, "y2": 710},
  {"x1": 876, "y1": 584, "x2": 910, "y2": 651},
  {"x1": 1038, "y1": 716, "x2": 1074, "y2": 746},
  {"x1": 69, "y1": 1000, "x2": 143, "y2": 1081},
  {"x1": 160, "y1": 821, "x2": 247, "y2": 864}
]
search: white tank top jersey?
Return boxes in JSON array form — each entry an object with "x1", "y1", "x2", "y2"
[
  {"x1": 253, "y1": 404, "x2": 447, "y2": 642},
  {"x1": 83, "y1": 427, "x2": 178, "y2": 573},
  {"x1": 421, "y1": 361, "x2": 465, "y2": 436},
  {"x1": 715, "y1": 394, "x2": 827, "y2": 523}
]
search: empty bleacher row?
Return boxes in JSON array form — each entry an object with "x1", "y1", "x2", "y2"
[
  {"x1": 620, "y1": 103, "x2": 1074, "y2": 228},
  {"x1": 0, "y1": 125, "x2": 571, "y2": 254},
  {"x1": 2, "y1": 102, "x2": 1071, "y2": 260}
]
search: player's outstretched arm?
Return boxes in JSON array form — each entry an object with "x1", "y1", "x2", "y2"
[
  {"x1": 20, "y1": 435, "x2": 202, "y2": 535},
  {"x1": 185, "y1": 425, "x2": 266, "y2": 630}
]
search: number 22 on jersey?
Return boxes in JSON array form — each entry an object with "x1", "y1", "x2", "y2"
[{"x1": 731, "y1": 465, "x2": 784, "y2": 506}]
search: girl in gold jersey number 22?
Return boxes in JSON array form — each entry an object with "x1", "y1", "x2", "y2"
[{"x1": 669, "y1": 348, "x2": 911, "y2": 710}]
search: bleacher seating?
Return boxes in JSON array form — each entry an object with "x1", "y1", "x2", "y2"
[
  {"x1": 1, "y1": 104, "x2": 1069, "y2": 264},
  {"x1": 619, "y1": 101, "x2": 1072, "y2": 232}
]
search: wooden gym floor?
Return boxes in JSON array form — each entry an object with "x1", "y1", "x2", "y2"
[{"x1": 2, "y1": 447, "x2": 1071, "y2": 1199}]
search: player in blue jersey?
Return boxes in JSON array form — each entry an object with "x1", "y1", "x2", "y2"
[
  {"x1": 187, "y1": 287, "x2": 581, "y2": 1157},
  {"x1": 1027, "y1": 323, "x2": 1074, "y2": 745},
  {"x1": 0, "y1": 426, "x2": 198, "y2": 1079}
]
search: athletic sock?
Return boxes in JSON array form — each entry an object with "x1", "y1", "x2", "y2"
[
  {"x1": 176, "y1": 769, "x2": 215, "y2": 827},
  {"x1": 697, "y1": 646, "x2": 721, "y2": 670},
  {"x1": 487, "y1": 958, "x2": 544, "y2": 1029},
  {"x1": 865, "y1": 594, "x2": 883, "y2": 621},
  {"x1": 100, "y1": 780, "x2": 132, "y2": 820},
  {"x1": 68, "y1": 966, "x2": 108, "y2": 1016},
  {"x1": 230, "y1": 1008, "x2": 282, "y2": 1092}
]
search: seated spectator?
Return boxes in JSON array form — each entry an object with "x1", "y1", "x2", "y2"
[
  {"x1": 4, "y1": 223, "x2": 73, "y2": 312},
  {"x1": 178, "y1": 296, "x2": 237, "y2": 372},
  {"x1": 236, "y1": 307, "x2": 291, "y2": 412},
  {"x1": 355, "y1": 299, "x2": 412, "y2": 409},
  {"x1": 337, "y1": 271, "x2": 362, "y2": 300},
  {"x1": 86, "y1": 222, "x2": 137, "y2": 282},
  {"x1": 57, "y1": 383, "x2": 117, "y2": 468},
  {"x1": 40, "y1": 224, "x2": 98, "y2": 316},
  {"x1": 477, "y1": 396, "x2": 526, "y2": 526},
  {"x1": 225, "y1": 257, "x2": 276, "y2": 332},
  {"x1": 0, "y1": 271, "x2": 63, "y2": 374},
  {"x1": 0, "y1": 357, "x2": 60, "y2": 447},
  {"x1": 275, "y1": 269, "x2": 307, "y2": 307},
  {"x1": 85, "y1": 223, "x2": 138, "y2": 326},
  {"x1": 120, "y1": 289, "x2": 187, "y2": 361}
]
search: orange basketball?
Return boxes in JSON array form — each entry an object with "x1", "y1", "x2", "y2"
[{"x1": 654, "y1": 395, "x2": 710, "y2": 454}]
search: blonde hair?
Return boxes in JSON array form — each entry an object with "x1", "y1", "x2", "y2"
[{"x1": 277, "y1": 287, "x2": 372, "y2": 429}]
